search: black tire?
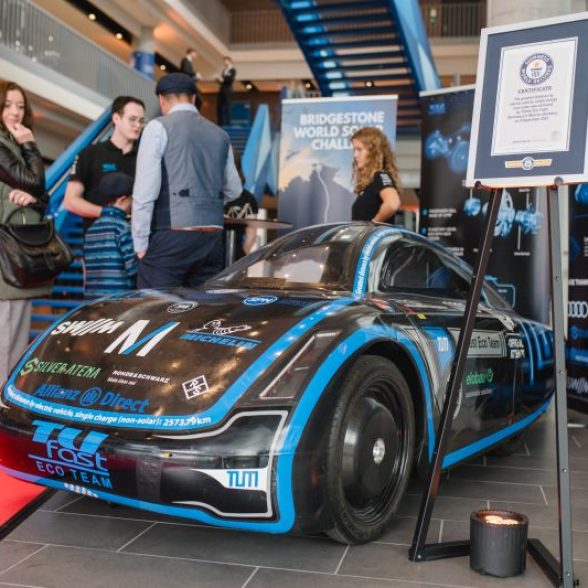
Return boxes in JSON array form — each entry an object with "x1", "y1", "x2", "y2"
[
  {"x1": 325, "y1": 355, "x2": 415, "y2": 544},
  {"x1": 488, "y1": 430, "x2": 526, "y2": 457}
]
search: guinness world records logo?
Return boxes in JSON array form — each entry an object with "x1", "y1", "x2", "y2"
[{"x1": 520, "y1": 53, "x2": 554, "y2": 85}]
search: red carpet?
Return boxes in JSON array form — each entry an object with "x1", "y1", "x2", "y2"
[{"x1": 0, "y1": 470, "x2": 47, "y2": 529}]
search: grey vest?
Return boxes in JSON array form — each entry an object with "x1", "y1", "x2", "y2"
[{"x1": 152, "y1": 110, "x2": 230, "y2": 230}]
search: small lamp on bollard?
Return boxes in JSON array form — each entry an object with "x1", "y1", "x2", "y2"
[{"x1": 470, "y1": 510, "x2": 529, "y2": 577}]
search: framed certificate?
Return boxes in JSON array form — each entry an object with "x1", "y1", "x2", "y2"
[{"x1": 466, "y1": 13, "x2": 588, "y2": 188}]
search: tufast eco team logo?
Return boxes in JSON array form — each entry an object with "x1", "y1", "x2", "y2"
[
  {"x1": 28, "y1": 419, "x2": 112, "y2": 489},
  {"x1": 520, "y1": 53, "x2": 554, "y2": 86}
]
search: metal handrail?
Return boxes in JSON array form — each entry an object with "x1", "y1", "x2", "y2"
[
  {"x1": 230, "y1": 3, "x2": 485, "y2": 44},
  {"x1": 0, "y1": 0, "x2": 156, "y2": 106}
]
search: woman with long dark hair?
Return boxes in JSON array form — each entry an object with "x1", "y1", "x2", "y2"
[
  {"x1": 351, "y1": 127, "x2": 401, "y2": 223},
  {"x1": 0, "y1": 80, "x2": 49, "y2": 385}
]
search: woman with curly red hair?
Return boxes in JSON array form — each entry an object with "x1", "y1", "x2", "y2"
[{"x1": 351, "y1": 127, "x2": 401, "y2": 223}]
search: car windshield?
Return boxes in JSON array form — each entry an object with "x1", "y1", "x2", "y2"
[{"x1": 209, "y1": 224, "x2": 366, "y2": 291}]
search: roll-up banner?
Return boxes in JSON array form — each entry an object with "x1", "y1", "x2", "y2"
[
  {"x1": 419, "y1": 86, "x2": 550, "y2": 323},
  {"x1": 278, "y1": 96, "x2": 398, "y2": 229},
  {"x1": 568, "y1": 185, "x2": 588, "y2": 415}
]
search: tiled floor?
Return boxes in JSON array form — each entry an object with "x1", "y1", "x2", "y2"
[{"x1": 0, "y1": 411, "x2": 586, "y2": 588}]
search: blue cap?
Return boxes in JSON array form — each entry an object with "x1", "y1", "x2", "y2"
[
  {"x1": 96, "y1": 172, "x2": 134, "y2": 204},
  {"x1": 155, "y1": 73, "x2": 196, "y2": 96}
]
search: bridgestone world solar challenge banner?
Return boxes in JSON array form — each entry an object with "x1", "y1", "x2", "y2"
[{"x1": 278, "y1": 96, "x2": 398, "y2": 229}]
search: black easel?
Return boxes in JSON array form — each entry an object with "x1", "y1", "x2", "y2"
[{"x1": 408, "y1": 183, "x2": 576, "y2": 588}]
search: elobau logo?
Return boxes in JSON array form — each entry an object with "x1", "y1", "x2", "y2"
[
  {"x1": 568, "y1": 301, "x2": 588, "y2": 319},
  {"x1": 465, "y1": 368, "x2": 494, "y2": 386}
]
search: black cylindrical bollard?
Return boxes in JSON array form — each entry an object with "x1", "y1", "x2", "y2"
[{"x1": 470, "y1": 510, "x2": 528, "y2": 577}]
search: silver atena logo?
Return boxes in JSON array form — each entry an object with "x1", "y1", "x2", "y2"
[
  {"x1": 520, "y1": 53, "x2": 554, "y2": 85},
  {"x1": 568, "y1": 300, "x2": 588, "y2": 319}
]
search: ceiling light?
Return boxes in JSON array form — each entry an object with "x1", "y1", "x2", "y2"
[
  {"x1": 160, "y1": 64, "x2": 167, "y2": 71},
  {"x1": 245, "y1": 82, "x2": 253, "y2": 90},
  {"x1": 115, "y1": 33, "x2": 123, "y2": 40},
  {"x1": 365, "y1": 80, "x2": 374, "y2": 88},
  {"x1": 88, "y1": 13, "x2": 96, "y2": 21}
]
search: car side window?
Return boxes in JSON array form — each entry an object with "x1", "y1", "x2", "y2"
[{"x1": 379, "y1": 244, "x2": 470, "y2": 297}]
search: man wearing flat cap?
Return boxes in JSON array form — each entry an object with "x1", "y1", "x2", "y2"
[{"x1": 132, "y1": 72, "x2": 242, "y2": 288}]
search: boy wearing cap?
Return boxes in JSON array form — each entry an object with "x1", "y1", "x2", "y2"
[{"x1": 83, "y1": 172, "x2": 138, "y2": 298}]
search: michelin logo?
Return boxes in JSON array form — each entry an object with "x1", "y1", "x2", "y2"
[{"x1": 181, "y1": 320, "x2": 260, "y2": 350}]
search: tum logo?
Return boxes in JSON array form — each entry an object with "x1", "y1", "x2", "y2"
[
  {"x1": 104, "y1": 320, "x2": 180, "y2": 357},
  {"x1": 227, "y1": 470, "x2": 259, "y2": 489}
]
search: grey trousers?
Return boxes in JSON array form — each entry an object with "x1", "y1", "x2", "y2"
[{"x1": 0, "y1": 299, "x2": 32, "y2": 387}]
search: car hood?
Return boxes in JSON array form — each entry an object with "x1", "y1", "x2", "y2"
[{"x1": 3, "y1": 289, "x2": 351, "y2": 432}]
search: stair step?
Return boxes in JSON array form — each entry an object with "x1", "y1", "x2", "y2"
[
  {"x1": 296, "y1": 12, "x2": 389, "y2": 27},
  {"x1": 316, "y1": 50, "x2": 405, "y2": 62},
  {"x1": 55, "y1": 272, "x2": 83, "y2": 282},
  {"x1": 33, "y1": 299, "x2": 82, "y2": 309},
  {"x1": 309, "y1": 39, "x2": 403, "y2": 51},
  {"x1": 316, "y1": 61, "x2": 407, "y2": 73},
  {"x1": 318, "y1": 71, "x2": 411, "y2": 82},
  {"x1": 52, "y1": 285, "x2": 84, "y2": 295},
  {"x1": 300, "y1": 26, "x2": 395, "y2": 39},
  {"x1": 288, "y1": 0, "x2": 387, "y2": 15}
]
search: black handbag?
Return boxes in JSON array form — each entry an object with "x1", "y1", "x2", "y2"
[{"x1": 0, "y1": 206, "x2": 73, "y2": 288}]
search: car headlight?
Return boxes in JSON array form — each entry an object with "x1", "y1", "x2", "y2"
[{"x1": 255, "y1": 330, "x2": 340, "y2": 401}]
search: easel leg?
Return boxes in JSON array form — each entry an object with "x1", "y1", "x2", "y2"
[
  {"x1": 410, "y1": 187, "x2": 502, "y2": 560},
  {"x1": 545, "y1": 186, "x2": 575, "y2": 587}
]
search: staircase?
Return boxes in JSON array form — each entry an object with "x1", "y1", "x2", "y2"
[
  {"x1": 277, "y1": 0, "x2": 440, "y2": 129},
  {"x1": 31, "y1": 215, "x2": 84, "y2": 338},
  {"x1": 224, "y1": 125, "x2": 251, "y2": 156}
]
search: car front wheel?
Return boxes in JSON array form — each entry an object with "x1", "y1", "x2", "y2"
[{"x1": 325, "y1": 355, "x2": 415, "y2": 544}]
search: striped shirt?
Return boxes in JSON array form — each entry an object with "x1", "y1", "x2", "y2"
[{"x1": 83, "y1": 206, "x2": 138, "y2": 298}]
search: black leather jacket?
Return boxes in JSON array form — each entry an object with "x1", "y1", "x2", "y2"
[{"x1": 0, "y1": 135, "x2": 47, "y2": 204}]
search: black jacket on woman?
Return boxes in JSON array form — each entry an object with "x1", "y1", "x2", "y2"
[{"x1": 0, "y1": 131, "x2": 50, "y2": 298}]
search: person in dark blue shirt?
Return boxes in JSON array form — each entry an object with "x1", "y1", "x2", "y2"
[{"x1": 83, "y1": 172, "x2": 138, "y2": 298}]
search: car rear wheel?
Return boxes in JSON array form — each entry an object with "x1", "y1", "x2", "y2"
[{"x1": 325, "y1": 355, "x2": 415, "y2": 544}]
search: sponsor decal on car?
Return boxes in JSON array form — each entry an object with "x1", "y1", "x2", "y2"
[
  {"x1": 243, "y1": 295, "x2": 278, "y2": 306},
  {"x1": 448, "y1": 329, "x2": 505, "y2": 357},
  {"x1": 167, "y1": 301, "x2": 198, "y2": 314},
  {"x1": 465, "y1": 368, "x2": 494, "y2": 386},
  {"x1": 32, "y1": 384, "x2": 150, "y2": 413},
  {"x1": 181, "y1": 320, "x2": 260, "y2": 350},
  {"x1": 20, "y1": 358, "x2": 101, "y2": 379},
  {"x1": 192, "y1": 467, "x2": 268, "y2": 492},
  {"x1": 51, "y1": 318, "x2": 124, "y2": 336},
  {"x1": 506, "y1": 335, "x2": 526, "y2": 359},
  {"x1": 28, "y1": 419, "x2": 112, "y2": 489},
  {"x1": 568, "y1": 376, "x2": 588, "y2": 396},
  {"x1": 107, "y1": 370, "x2": 170, "y2": 385},
  {"x1": 183, "y1": 375, "x2": 209, "y2": 400},
  {"x1": 104, "y1": 320, "x2": 180, "y2": 357}
]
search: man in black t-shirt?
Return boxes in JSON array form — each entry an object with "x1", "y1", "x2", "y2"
[{"x1": 64, "y1": 96, "x2": 145, "y2": 227}]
